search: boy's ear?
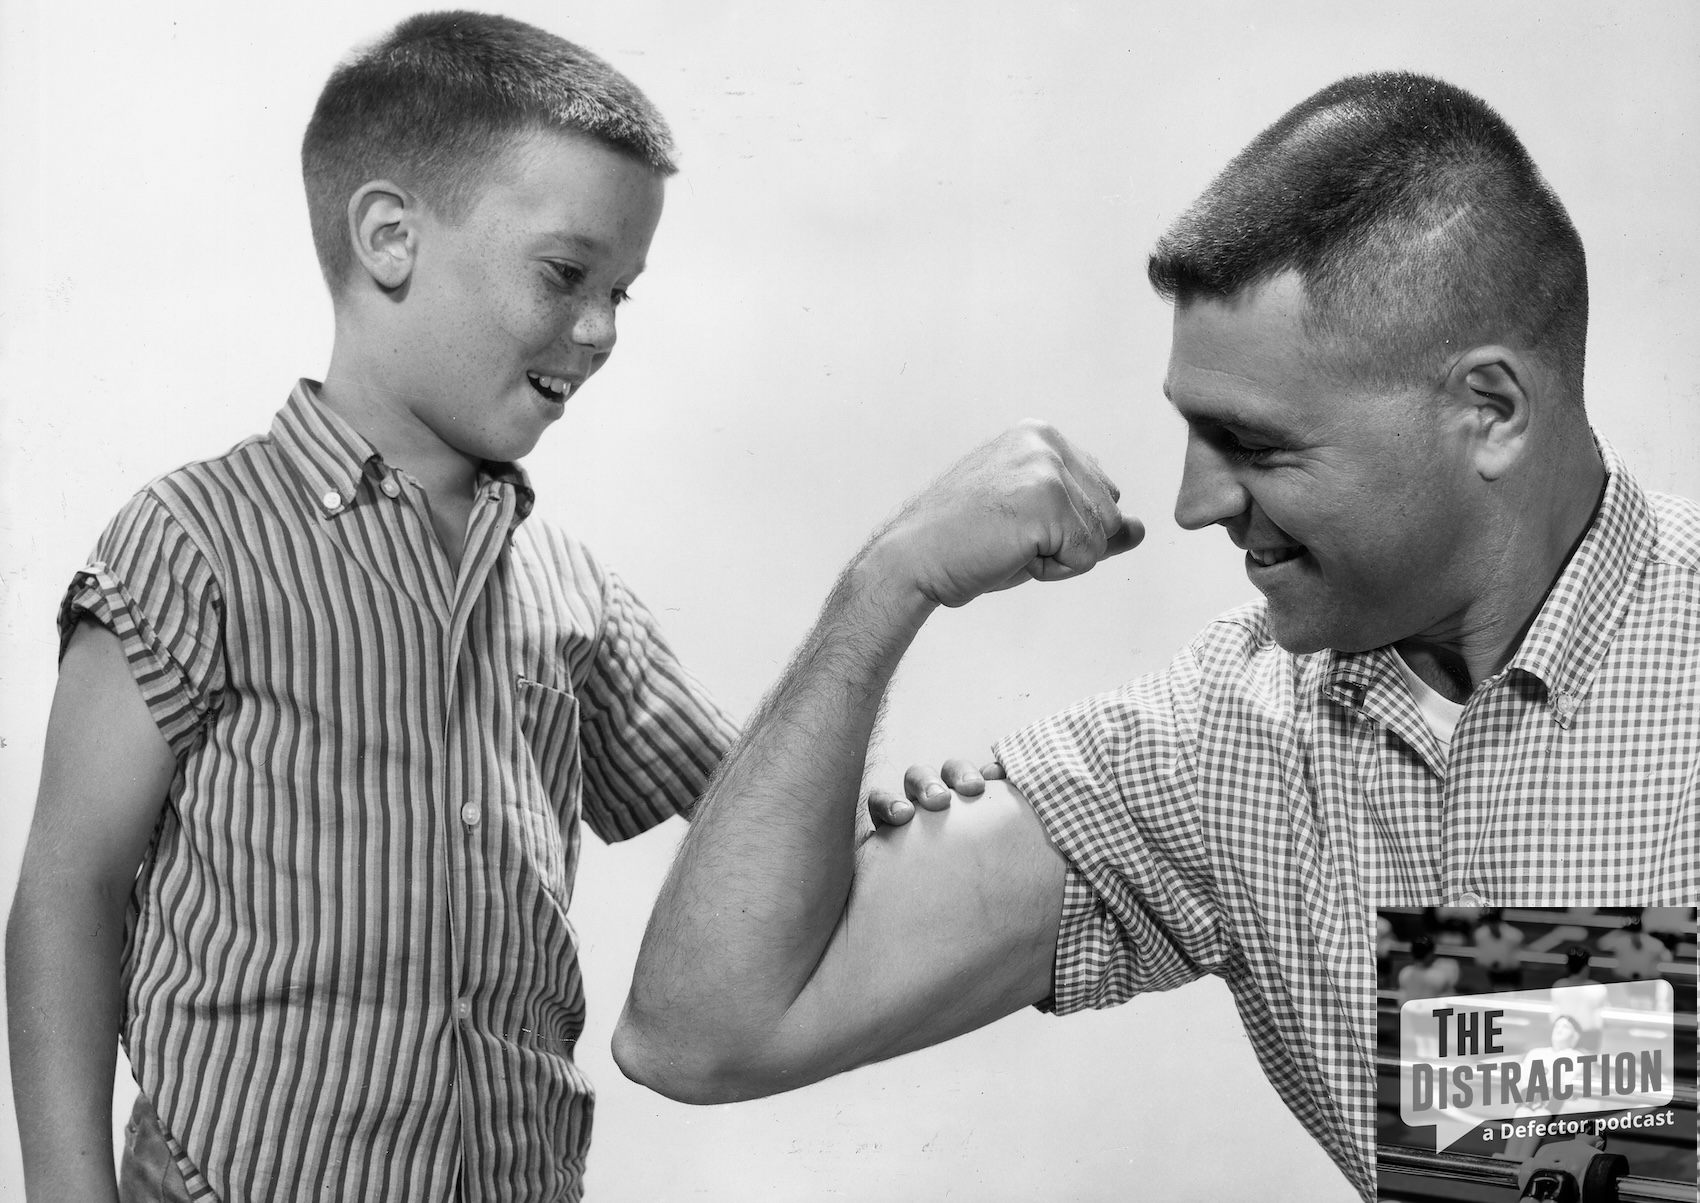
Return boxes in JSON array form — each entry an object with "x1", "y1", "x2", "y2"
[{"x1": 346, "y1": 181, "x2": 419, "y2": 291}]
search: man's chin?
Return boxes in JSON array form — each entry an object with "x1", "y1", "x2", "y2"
[
  {"x1": 1268, "y1": 624, "x2": 1334, "y2": 656},
  {"x1": 1265, "y1": 605, "x2": 1384, "y2": 657}
]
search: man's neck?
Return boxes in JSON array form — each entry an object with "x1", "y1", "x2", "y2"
[{"x1": 1395, "y1": 438, "x2": 1607, "y2": 703}]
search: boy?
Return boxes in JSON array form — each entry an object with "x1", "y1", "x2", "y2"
[{"x1": 7, "y1": 13, "x2": 736, "y2": 1201}]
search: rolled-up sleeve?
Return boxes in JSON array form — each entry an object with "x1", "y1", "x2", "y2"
[
  {"x1": 58, "y1": 490, "x2": 226, "y2": 758},
  {"x1": 993, "y1": 645, "x2": 1227, "y2": 1015}
]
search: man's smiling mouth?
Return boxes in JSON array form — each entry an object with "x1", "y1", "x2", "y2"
[{"x1": 1246, "y1": 545, "x2": 1306, "y2": 567}]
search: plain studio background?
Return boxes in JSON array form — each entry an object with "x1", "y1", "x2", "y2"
[{"x1": 2, "y1": 2, "x2": 1697, "y2": 1200}]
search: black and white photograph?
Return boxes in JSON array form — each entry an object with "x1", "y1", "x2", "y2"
[{"x1": 1, "y1": 3, "x2": 1696, "y2": 1201}]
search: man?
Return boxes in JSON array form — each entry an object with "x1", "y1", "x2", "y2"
[{"x1": 613, "y1": 73, "x2": 1696, "y2": 1199}]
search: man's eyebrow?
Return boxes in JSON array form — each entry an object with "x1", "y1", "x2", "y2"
[{"x1": 1164, "y1": 389, "x2": 1289, "y2": 442}]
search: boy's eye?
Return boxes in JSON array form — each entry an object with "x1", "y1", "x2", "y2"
[
  {"x1": 545, "y1": 263, "x2": 634, "y2": 307},
  {"x1": 546, "y1": 262, "x2": 585, "y2": 289}
]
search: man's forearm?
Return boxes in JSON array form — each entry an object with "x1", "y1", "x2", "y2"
[
  {"x1": 616, "y1": 421, "x2": 1133, "y2": 1102},
  {"x1": 7, "y1": 872, "x2": 130, "y2": 1203},
  {"x1": 616, "y1": 544, "x2": 932, "y2": 1099}
]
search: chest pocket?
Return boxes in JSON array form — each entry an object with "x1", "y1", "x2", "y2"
[{"x1": 516, "y1": 675, "x2": 583, "y2": 905}]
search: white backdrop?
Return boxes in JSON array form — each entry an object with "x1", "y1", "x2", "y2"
[{"x1": 2, "y1": 2, "x2": 1697, "y2": 1200}]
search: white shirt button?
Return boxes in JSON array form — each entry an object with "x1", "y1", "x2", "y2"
[
  {"x1": 1455, "y1": 892, "x2": 1485, "y2": 906},
  {"x1": 320, "y1": 489, "x2": 342, "y2": 511},
  {"x1": 455, "y1": 998, "x2": 471, "y2": 1021},
  {"x1": 460, "y1": 802, "x2": 481, "y2": 826},
  {"x1": 380, "y1": 477, "x2": 401, "y2": 498}
]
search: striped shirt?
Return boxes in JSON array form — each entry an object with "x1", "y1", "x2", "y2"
[
  {"x1": 60, "y1": 381, "x2": 736, "y2": 1203},
  {"x1": 993, "y1": 439, "x2": 1697, "y2": 1201}
]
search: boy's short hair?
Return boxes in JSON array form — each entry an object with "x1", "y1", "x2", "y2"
[
  {"x1": 1148, "y1": 72, "x2": 1588, "y2": 405},
  {"x1": 302, "y1": 10, "x2": 677, "y2": 292}
]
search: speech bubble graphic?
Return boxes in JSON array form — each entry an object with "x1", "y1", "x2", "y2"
[{"x1": 1399, "y1": 979, "x2": 1673, "y2": 1152}]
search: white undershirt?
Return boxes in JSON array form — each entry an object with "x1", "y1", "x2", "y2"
[{"x1": 1392, "y1": 651, "x2": 1466, "y2": 749}]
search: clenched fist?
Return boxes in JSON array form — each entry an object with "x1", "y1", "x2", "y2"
[{"x1": 863, "y1": 420, "x2": 1144, "y2": 610}]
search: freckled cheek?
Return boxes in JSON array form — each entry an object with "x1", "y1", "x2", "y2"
[{"x1": 486, "y1": 293, "x2": 568, "y2": 354}]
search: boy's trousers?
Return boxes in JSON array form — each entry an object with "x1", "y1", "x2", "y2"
[{"x1": 118, "y1": 1092, "x2": 193, "y2": 1203}]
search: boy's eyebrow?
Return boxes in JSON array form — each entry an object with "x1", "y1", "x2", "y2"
[{"x1": 544, "y1": 232, "x2": 647, "y2": 274}]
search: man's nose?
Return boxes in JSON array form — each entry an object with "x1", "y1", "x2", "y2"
[{"x1": 1173, "y1": 429, "x2": 1250, "y2": 531}]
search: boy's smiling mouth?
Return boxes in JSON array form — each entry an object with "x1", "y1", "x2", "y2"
[{"x1": 526, "y1": 370, "x2": 578, "y2": 401}]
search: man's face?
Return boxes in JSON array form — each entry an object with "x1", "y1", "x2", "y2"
[
  {"x1": 1164, "y1": 273, "x2": 1479, "y2": 654},
  {"x1": 394, "y1": 128, "x2": 666, "y2": 463}
]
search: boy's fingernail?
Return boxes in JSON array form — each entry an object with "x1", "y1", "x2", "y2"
[{"x1": 924, "y1": 784, "x2": 947, "y2": 801}]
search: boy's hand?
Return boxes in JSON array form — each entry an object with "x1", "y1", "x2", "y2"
[
  {"x1": 861, "y1": 420, "x2": 1144, "y2": 613},
  {"x1": 867, "y1": 759, "x2": 1007, "y2": 826}
]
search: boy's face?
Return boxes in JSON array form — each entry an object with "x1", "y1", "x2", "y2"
[{"x1": 392, "y1": 128, "x2": 666, "y2": 463}]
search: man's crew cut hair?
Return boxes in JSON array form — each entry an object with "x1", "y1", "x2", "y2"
[
  {"x1": 1148, "y1": 72, "x2": 1588, "y2": 404},
  {"x1": 302, "y1": 10, "x2": 677, "y2": 292}
]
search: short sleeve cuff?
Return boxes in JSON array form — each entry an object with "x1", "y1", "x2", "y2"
[
  {"x1": 60, "y1": 563, "x2": 220, "y2": 758},
  {"x1": 1031, "y1": 862, "x2": 1110, "y2": 1015},
  {"x1": 996, "y1": 725, "x2": 1126, "y2": 1016},
  {"x1": 994, "y1": 691, "x2": 1217, "y2": 1015}
]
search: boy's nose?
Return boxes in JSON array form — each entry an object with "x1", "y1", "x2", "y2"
[
  {"x1": 1173, "y1": 429, "x2": 1251, "y2": 531},
  {"x1": 571, "y1": 301, "x2": 617, "y2": 353}
]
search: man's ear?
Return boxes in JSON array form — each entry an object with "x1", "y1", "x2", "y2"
[
  {"x1": 345, "y1": 180, "x2": 419, "y2": 291},
  {"x1": 1445, "y1": 345, "x2": 1534, "y2": 482}
]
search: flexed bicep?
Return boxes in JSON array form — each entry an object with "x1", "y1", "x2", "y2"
[{"x1": 762, "y1": 780, "x2": 1066, "y2": 1089}]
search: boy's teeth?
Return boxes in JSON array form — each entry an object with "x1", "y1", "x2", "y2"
[{"x1": 528, "y1": 372, "x2": 569, "y2": 396}]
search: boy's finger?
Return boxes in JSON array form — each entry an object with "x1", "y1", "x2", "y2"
[
  {"x1": 980, "y1": 761, "x2": 1007, "y2": 782},
  {"x1": 939, "y1": 757, "x2": 985, "y2": 796},
  {"x1": 866, "y1": 789, "x2": 914, "y2": 827},
  {"x1": 902, "y1": 763, "x2": 951, "y2": 809}
]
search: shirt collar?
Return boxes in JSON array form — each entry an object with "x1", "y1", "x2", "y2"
[
  {"x1": 270, "y1": 379, "x2": 380, "y2": 512},
  {"x1": 1503, "y1": 435, "x2": 1654, "y2": 724},
  {"x1": 1322, "y1": 434, "x2": 1655, "y2": 729},
  {"x1": 270, "y1": 379, "x2": 537, "y2": 533}
]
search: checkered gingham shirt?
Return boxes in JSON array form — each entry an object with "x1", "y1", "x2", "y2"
[
  {"x1": 993, "y1": 440, "x2": 1697, "y2": 1200},
  {"x1": 60, "y1": 382, "x2": 736, "y2": 1202}
]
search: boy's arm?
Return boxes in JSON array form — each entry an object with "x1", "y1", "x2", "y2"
[
  {"x1": 614, "y1": 422, "x2": 1140, "y2": 1101},
  {"x1": 8, "y1": 621, "x2": 176, "y2": 1201}
]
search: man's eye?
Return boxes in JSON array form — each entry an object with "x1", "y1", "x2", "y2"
[
  {"x1": 1225, "y1": 439, "x2": 1277, "y2": 464},
  {"x1": 1208, "y1": 427, "x2": 1278, "y2": 464}
]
